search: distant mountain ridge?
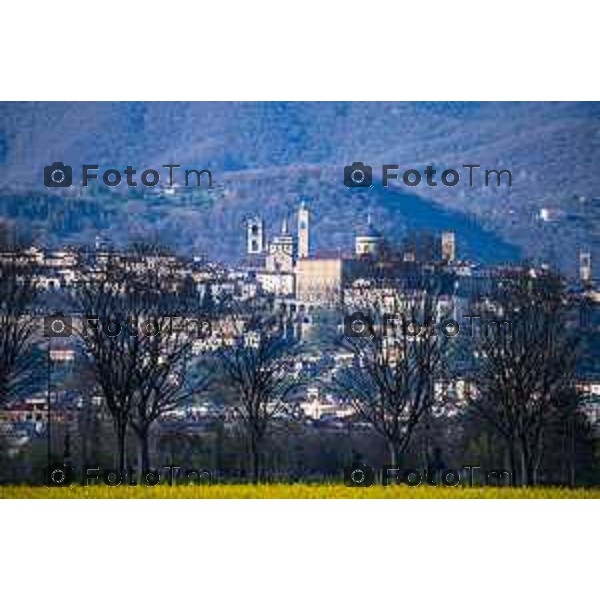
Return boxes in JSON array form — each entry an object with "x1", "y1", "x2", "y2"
[
  {"x1": 0, "y1": 175, "x2": 519, "y2": 266},
  {"x1": 0, "y1": 102, "x2": 598, "y2": 273}
]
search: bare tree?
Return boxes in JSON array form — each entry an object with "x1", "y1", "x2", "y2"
[
  {"x1": 129, "y1": 320, "x2": 212, "y2": 474},
  {"x1": 0, "y1": 242, "x2": 40, "y2": 405},
  {"x1": 74, "y1": 264, "x2": 138, "y2": 473},
  {"x1": 215, "y1": 301, "x2": 302, "y2": 482},
  {"x1": 470, "y1": 271, "x2": 580, "y2": 486},
  {"x1": 75, "y1": 245, "x2": 215, "y2": 475},
  {"x1": 332, "y1": 292, "x2": 447, "y2": 467}
]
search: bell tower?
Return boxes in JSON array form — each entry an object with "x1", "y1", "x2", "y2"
[
  {"x1": 580, "y1": 251, "x2": 592, "y2": 284},
  {"x1": 441, "y1": 231, "x2": 456, "y2": 263},
  {"x1": 298, "y1": 201, "x2": 310, "y2": 259},
  {"x1": 247, "y1": 217, "x2": 265, "y2": 255}
]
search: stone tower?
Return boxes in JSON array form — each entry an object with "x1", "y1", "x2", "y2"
[
  {"x1": 247, "y1": 217, "x2": 265, "y2": 255},
  {"x1": 441, "y1": 231, "x2": 456, "y2": 263},
  {"x1": 580, "y1": 251, "x2": 592, "y2": 284},
  {"x1": 298, "y1": 200, "x2": 310, "y2": 259}
]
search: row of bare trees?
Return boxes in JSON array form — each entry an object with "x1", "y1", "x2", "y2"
[
  {"x1": 72, "y1": 250, "x2": 211, "y2": 475},
  {"x1": 333, "y1": 272, "x2": 587, "y2": 485},
  {"x1": 71, "y1": 248, "x2": 304, "y2": 482},
  {"x1": 0, "y1": 240, "x2": 305, "y2": 483},
  {"x1": 0, "y1": 236, "x2": 592, "y2": 485}
]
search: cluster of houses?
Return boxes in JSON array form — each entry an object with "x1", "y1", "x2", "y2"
[{"x1": 0, "y1": 201, "x2": 599, "y2": 455}]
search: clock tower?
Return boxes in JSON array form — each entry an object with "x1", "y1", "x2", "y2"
[{"x1": 298, "y1": 200, "x2": 310, "y2": 259}]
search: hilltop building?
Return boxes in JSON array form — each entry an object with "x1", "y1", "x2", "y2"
[
  {"x1": 354, "y1": 214, "x2": 382, "y2": 257},
  {"x1": 295, "y1": 257, "x2": 352, "y2": 304},
  {"x1": 297, "y1": 201, "x2": 310, "y2": 259},
  {"x1": 442, "y1": 231, "x2": 456, "y2": 263},
  {"x1": 247, "y1": 217, "x2": 266, "y2": 255},
  {"x1": 247, "y1": 204, "x2": 388, "y2": 304},
  {"x1": 580, "y1": 251, "x2": 592, "y2": 284},
  {"x1": 265, "y1": 219, "x2": 295, "y2": 272}
]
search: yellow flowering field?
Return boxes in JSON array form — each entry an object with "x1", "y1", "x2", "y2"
[{"x1": 1, "y1": 484, "x2": 599, "y2": 499}]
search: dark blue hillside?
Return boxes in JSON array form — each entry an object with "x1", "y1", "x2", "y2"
[
  {"x1": 0, "y1": 173, "x2": 518, "y2": 265},
  {"x1": 0, "y1": 101, "x2": 596, "y2": 272}
]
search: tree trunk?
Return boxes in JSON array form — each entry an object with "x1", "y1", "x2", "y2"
[
  {"x1": 518, "y1": 445, "x2": 529, "y2": 487},
  {"x1": 387, "y1": 440, "x2": 399, "y2": 468},
  {"x1": 249, "y1": 429, "x2": 261, "y2": 484},
  {"x1": 136, "y1": 425, "x2": 150, "y2": 478},
  {"x1": 508, "y1": 441, "x2": 519, "y2": 486},
  {"x1": 569, "y1": 416, "x2": 576, "y2": 487},
  {"x1": 115, "y1": 417, "x2": 127, "y2": 474}
]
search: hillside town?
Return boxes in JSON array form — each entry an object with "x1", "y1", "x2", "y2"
[{"x1": 0, "y1": 200, "x2": 598, "y2": 484}]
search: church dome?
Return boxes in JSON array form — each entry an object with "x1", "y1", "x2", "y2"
[
  {"x1": 355, "y1": 215, "x2": 383, "y2": 257},
  {"x1": 355, "y1": 222, "x2": 382, "y2": 239},
  {"x1": 355, "y1": 214, "x2": 382, "y2": 239}
]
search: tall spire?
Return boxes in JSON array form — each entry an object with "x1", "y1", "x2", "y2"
[
  {"x1": 281, "y1": 217, "x2": 289, "y2": 235},
  {"x1": 298, "y1": 201, "x2": 310, "y2": 259}
]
